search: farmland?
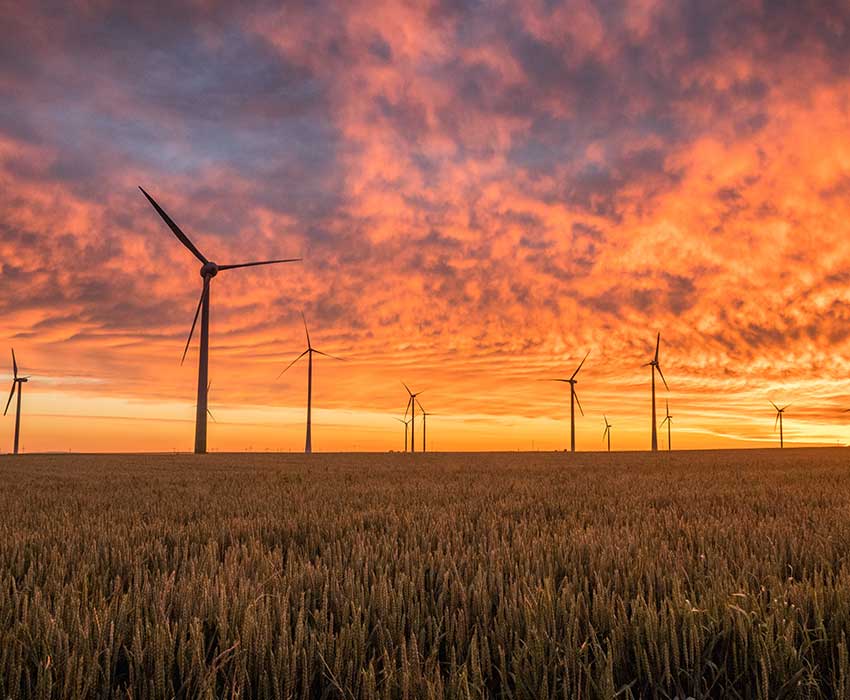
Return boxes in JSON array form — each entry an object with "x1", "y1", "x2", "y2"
[{"x1": 2, "y1": 449, "x2": 850, "y2": 699}]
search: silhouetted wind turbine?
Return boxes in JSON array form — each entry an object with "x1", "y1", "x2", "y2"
[
  {"x1": 771, "y1": 401, "x2": 789, "y2": 448},
  {"x1": 4, "y1": 349, "x2": 28, "y2": 455},
  {"x1": 416, "y1": 398, "x2": 434, "y2": 452},
  {"x1": 403, "y1": 383, "x2": 424, "y2": 453},
  {"x1": 544, "y1": 351, "x2": 589, "y2": 452},
  {"x1": 394, "y1": 417, "x2": 412, "y2": 452},
  {"x1": 140, "y1": 187, "x2": 299, "y2": 454},
  {"x1": 643, "y1": 333, "x2": 668, "y2": 451},
  {"x1": 660, "y1": 400, "x2": 672, "y2": 451},
  {"x1": 602, "y1": 415, "x2": 612, "y2": 452},
  {"x1": 278, "y1": 313, "x2": 343, "y2": 454},
  {"x1": 206, "y1": 382, "x2": 216, "y2": 423}
]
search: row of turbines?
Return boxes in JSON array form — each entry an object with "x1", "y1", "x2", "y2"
[{"x1": 1, "y1": 188, "x2": 801, "y2": 455}]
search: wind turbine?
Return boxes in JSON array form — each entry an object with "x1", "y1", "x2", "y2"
[
  {"x1": 278, "y1": 313, "x2": 343, "y2": 454},
  {"x1": 416, "y1": 398, "x2": 434, "y2": 452},
  {"x1": 206, "y1": 382, "x2": 216, "y2": 423},
  {"x1": 771, "y1": 401, "x2": 789, "y2": 448},
  {"x1": 643, "y1": 333, "x2": 668, "y2": 451},
  {"x1": 140, "y1": 187, "x2": 299, "y2": 454},
  {"x1": 4, "y1": 349, "x2": 28, "y2": 455},
  {"x1": 403, "y1": 383, "x2": 424, "y2": 453},
  {"x1": 394, "y1": 417, "x2": 411, "y2": 452},
  {"x1": 544, "y1": 351, "x2": 589, "y2": 451},
  {"x1": 660, "y1": 400, "x2": 672, "y2": 451},
  {"x1": 602, "y1": 415, "x2": 612, "y2": 452}
]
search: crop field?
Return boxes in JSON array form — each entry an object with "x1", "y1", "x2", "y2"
[{"x1": 2, "y1": 449, "x2": 850, "y2": 699}]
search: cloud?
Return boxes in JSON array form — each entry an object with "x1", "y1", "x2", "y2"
[{"x1": 1, "y1": 0, "x2": 850, "y2": 450}]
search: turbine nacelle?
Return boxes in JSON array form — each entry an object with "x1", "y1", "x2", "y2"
[{"x1": 200, "y1": 262, "x2": 219, "y2": 278}]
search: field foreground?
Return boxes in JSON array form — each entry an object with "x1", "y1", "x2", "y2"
[{"x1": 2, "y1": 449, "x2": 850, "y2": 699}]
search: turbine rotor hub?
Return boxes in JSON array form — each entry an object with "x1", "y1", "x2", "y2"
[{"x1": 201, "y1": 262, "x2": 219, "y2": 278}]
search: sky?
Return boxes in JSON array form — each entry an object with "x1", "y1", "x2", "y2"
[{"x1": 2, "y1": 0, "x2": 850, "y2": 453}]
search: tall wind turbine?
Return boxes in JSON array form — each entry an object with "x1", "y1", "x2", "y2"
[
  {"x1": 140, "y1": 187, "x2": 299, "y2": 454},
  {"x1": 602, "y1": 415, "x2": 612, "y2": 452},
  {"x1": 4, "y1": 349, "x2": 28, "y2": 455},
  {"x1": 544, "y1": 351, "x2": 589, "y2": 452},
  {"x1": 660, "y1": 400, "x2": 672, "y2": 451},
  {"x1": 416, "y1": 398, "x2": 434, "y2": 452},
  {"x1": 771, "y1": 401, "x2": 789, "y2": 448},
  {"x1": 403, "y1": 383, "x2": 424, "y2": 453},
  {"x1": 643, "y1": 333, "x2": 668, "y2": 451},
  {"x1": 278, "y1": 313, "x2": 343, "y2": 454},
  {"x1": 394, "y1": 417, "x2": 411, "y2": 452}
]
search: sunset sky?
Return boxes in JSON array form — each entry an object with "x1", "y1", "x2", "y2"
[{"x1": 2, "y1": 1, "x2": 850, "y2": 453}]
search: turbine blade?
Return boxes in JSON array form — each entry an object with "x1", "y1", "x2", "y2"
[
  {"x1": 207, "y1": 408, "x2": 217, "y2": 423},
  {"x1": 656, "y1": 364, "x2": 669, "y2": 391},
  {"x1": 540, "y1": 379, "x2": 569, "y2": 382},
  {"x1": 654, "y1": 332, "x2": 661, "y2": 363},
  {"x1": 139, "y1": 187, "x2": 208, "y2": 264},
  {"x1": 574, "y1": 391, "x2": 584, "y2": 417},
  {"x1": 402, "y1": 381, "x2": 413, "y2": 396},
  {"x1": 313, "y1": 349, "x2": 345, "y2": 361},
  {"x1": 770, "y1": 400, "x2": 779, "y2": 411},
  {"x1": 181, "y1": 285, "x2": 206, "y2": 366},
  {"x1": 3, "y1": 382, "x2": 15, "y2": 416},
  {"x1": 300, "y1": 311, "x2": 311, "y2": 349},
  {"x1": 218, "y1": 258, "x2": 301, "y2": 271},
  {"x1": 277, "y1": 349, "x2": 309, "y2": 378},
  {"x1": 774, "y1": 411, "x2": 780, "y2": 431},
  {"x1": 570, "y1": 350, "x2": 590, "y2": 380},
  {"x1": 404, "y1": 395, "x2": 412, "y2": 419},
  {"x1": 782, "y1": 404, "x2": 791, "y2": 411},
  {"x1": 11, "y1": 348, "x2": 17, "y2": 379},
  {"x1": 416, "y1": 398, "x2": 425, "y2": 414}
]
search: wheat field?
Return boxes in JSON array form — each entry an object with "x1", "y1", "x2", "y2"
[{"x1": 1, "y1": 448, "x2": 849, "y2": 699}]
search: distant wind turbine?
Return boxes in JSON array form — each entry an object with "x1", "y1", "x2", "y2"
[
  {"x1": 140, "y1": 187, "x2": 300, "y2": 454},
  {"x1": 643, "y1": 333, "x2": 668, "y2": 451},
  {"x1": 278, "y1": 313, "x2": 343, "y2": 454},
  {"x1": 206, "y1": 382, "x2": 216, "y2": 423},
  {"x1": 394, "y1": 417, "x2": 412, "y2": 452},
  {"x1": 660, "y1": 400, "x2": 672, "y2": 451},
  {"x1": 416, "y1": 398, "x2": 434, "y2": 452},
  {"x1": 544, "y1": 351, "x2": 589, "y2": 452},
  {"x1": 403, "y1": 383, "x2": 424, "y2": 453},
  {"x1": 4, "y1": 349, "x2": 28, "y2": 455},
  {"x1": 771, "y1": 401, "x2": 789, "y2": 448},
  {"x1": 602, "y1": 415, "x2": 612, "y2": 452}
]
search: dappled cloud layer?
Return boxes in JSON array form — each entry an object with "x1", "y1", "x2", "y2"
[{"x1": 2, "y1": 0, "x2": 850, "y2": 451}]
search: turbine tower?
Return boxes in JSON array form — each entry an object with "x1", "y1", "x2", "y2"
[
  {"x1": 4, "y1": 349, "x2": 28, "y2": 455},
  {"x1": 602, "y1": 415, "x2": 612, "y2": 452},
  {"x1": 140, "y1": 187, "x2": 299, "y2": 454},
  {"x1": 643, "y1": 333, "x2": 668, "y2": 451},
  {"x1": 278, "y1": 313, "x2": 343, "y2": 453},
  {"x1": 771, "y1": 401, "x2": 789, "y2": 448},
  {"x1": 416, "y1": 398, "x2": 434, "y2": 452},
  {"x1": 545, "y1": 351, "x2": 589, "y2": 452},
  {"x1": 660, "y1": 400, "x2": 672, "y2": 451},
  {"x1": 403, "y1": 383, "x2": 424, "y2": 453},
  {"x1": 394, "y1": 417, "x2": 412, "y2": 452}
]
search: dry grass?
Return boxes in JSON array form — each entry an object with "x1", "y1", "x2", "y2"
[{"x1": 1, "y1": 448, "x2": 850, "y2": 698}]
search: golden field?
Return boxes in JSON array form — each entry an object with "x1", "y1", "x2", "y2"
[{"x1": 1, "y1": 448, "x2": 850, "y2": 699}]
